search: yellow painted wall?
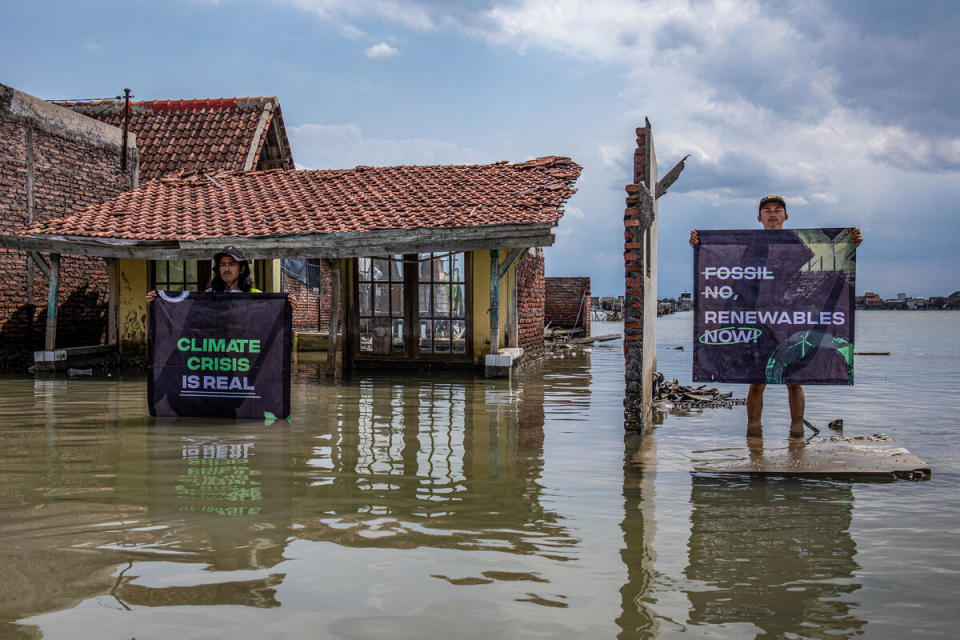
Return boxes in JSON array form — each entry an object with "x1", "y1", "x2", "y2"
[
  {"x1": 470, "y1": 250, "x2": 513, "y2": 363},
  {"x1": 117, "y1": 258, "x2": 148, "y2": 364}
]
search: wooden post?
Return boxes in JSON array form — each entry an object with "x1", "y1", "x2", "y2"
[
  {"x1": 45, "y1": 253, "x2": 60, "y2": 351},
  {"x1": 325, "y1": 259, "x2": 341, "y2": 378},
  {"x1": 508, "y1": 272, "x2": 518, "y2": 348},
  {"x1": 489, "y1": 249, "x2": 500, "y2": 354},
  {"x1": 107, "y1": 258, "x2": 118, "y2": 345}
]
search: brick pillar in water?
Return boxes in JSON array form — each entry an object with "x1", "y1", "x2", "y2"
[{"x1": 624, "y1": 120, "x2": 658, "y2": 431}]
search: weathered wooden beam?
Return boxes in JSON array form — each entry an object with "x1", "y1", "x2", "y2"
[
  {"x1": 244, "y1": 102, "x2": 273, "y2": 171},
  {"x1": 44, "y1": 253, "x2": 60, "y2": 351},
  {"x1": 497, "y1": 247, "x2": 526, "y2": 280},
  {"x1": 29, "y1": 251, "x2": 49, "y2": 278},
  {"x1": 325, "y1": 259, "x2": 342, "y2": 379},
  {"x1": 0, "y1": 223, "x2": 557, "y2": 261},
  {"x1": 107, "y1": 258, "x2": 118, "y2": 345},
  {"x1": 508, "y1": 270, "x2": 518, "y2": 348},
  {"x1": 489, "y1": 249, "x2": 500, "y2": 354},
  {"x1": 655, "y1": 154, "x2": 689, "y2": 200}
]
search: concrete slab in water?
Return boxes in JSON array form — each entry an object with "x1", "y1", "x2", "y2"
[{"x1": 689, "y1": 436, "x2": 931, "y2": 481}]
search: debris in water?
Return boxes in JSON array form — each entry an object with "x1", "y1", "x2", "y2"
[
  {"x1": 653, "y1": 372, "x2": 745, "y2": 409},
  {"x1": 828, "y1": 433, "x2": 891, "y2": 442},
  {"x1": 544, "y1": 327, "x2": 619, "y2": 355}
]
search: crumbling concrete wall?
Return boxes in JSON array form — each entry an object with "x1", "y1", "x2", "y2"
[
  {"x1": 544, "y1": 276, "x2": 591, "y2": 334},
  {"x1": 0, "y1": 84, "x2": 138, "y2": 370},
  {"x1": 624, "y1": 120, "x2": 658, "y2": 430}
]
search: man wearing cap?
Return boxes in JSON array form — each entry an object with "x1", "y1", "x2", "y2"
[
  {"x1": 205, "y1": 245, "x2": 261, "y2": 293},
  {"x1": 146, "y1": 246, "x2": 301, "y2": 308},
  {"x1": 690, "y1": 196, "x2": 862, "y2": 437},
  {"x1": 145, "y1": 245, "x2": 261, "y2": 304}
]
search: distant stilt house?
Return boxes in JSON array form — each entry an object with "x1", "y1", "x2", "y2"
[{"x1": 1, "y1": 158, "x2": 581, "y2": 372}]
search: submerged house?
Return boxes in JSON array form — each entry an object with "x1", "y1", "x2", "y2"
[
  {"x1": 1, "y1": 157, "x2": 581, "y2": 371},
  {"x1": 1, "y1": 88, "x2": 306, "y2": 369},
  {"x1": 58, "y1": 96, "x2": 335, "y2": 331},
  {"x1": 0, "y1": 84, "x2": 138, "y2": 370}
]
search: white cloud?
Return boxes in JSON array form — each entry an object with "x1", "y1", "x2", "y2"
[
  {"x1": 365, "y1": 42, "x2": 399, "y2": 59},
  {"x1": 280, "y1": 0, "x2": 435, "y2": 30},
  {"x1": 288, "y1": 123, "x2": 494, "y2": 169}
]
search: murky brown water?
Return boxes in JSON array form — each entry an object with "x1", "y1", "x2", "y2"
[{"x1": 1, "y1": 315, "x2": 958, "y2": 639}]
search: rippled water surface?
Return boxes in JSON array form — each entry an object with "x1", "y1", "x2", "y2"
[{"x1": 1, "y1": 312, "x2": 958, "y2": 638}]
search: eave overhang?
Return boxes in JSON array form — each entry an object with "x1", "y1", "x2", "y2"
[{"x1": 0, "y1": 222, "x2": 556, "y2": 260}]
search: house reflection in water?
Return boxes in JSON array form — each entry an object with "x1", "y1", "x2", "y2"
[
  {"x1": 289, "y1": 373, "x2": 570, "y2": 557},
  {"x1": 1, "y1": 369, "x2": 578, "y2": 631}
]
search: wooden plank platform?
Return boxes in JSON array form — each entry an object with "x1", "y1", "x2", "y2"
[
  {"x1": 33, "y1": 344, "x2": 117, "y2": 372},
  {"x1": 294, "y1": 331, "x2": 331, "y2": 352},
  {"x1": 690, "y1": 436, "x2": 931, "y2": 481}
]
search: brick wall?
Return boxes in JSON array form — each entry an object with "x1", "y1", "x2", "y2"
[
  {"x1": 516, "y1": 249, "x2": 545, "y2": 355},
  {"x1": 0, "y1": 85, "x2": 136, "y2": 370},
  {"x1": 281, "y1": 262, "x2": 334, "y2": 331},
  {"x1": 544, "y1": 276, "x2": 591, "y2": 333},
  {"x1": 624, "y1": 120, "x2": 658, "y2": 431}
]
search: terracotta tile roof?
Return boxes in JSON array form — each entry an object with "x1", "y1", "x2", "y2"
[
  {"x1": 25, "y1": 157, "x2": 581, "y2": 240},
  {"x1": 58, "y1": 97, "x2": 294, "y2": 179}
]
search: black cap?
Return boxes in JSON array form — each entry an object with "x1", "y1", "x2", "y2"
[
  {"x1": 214, "y1": 245, "x2": 248, "y2": 263},
  {"x1": 758, "y1": 195, "x2": 786, "y2": 213}
]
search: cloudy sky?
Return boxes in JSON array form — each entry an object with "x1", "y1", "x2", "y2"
[{"x1": 2, "y1": 0, "x2": 957, "y2": 297}]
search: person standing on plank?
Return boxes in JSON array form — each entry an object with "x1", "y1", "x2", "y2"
[{"x1": 690, "y1": 195, "x2": 862, "y2": 437}]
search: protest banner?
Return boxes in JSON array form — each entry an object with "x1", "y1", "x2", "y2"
[
  {"x1": 148, "y1": 292, "x2": 292, "y2": 418},
  {"x1": 693, "y1": 228, "x2": 856, "y2": 385}
]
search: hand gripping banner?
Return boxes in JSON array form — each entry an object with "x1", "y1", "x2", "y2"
[
  {"x1": 148, "y1": 292, "x2": 292, "y2": 418},
  {"x1": 693, "y1": 228, "x2": 856, "y2": 385}
]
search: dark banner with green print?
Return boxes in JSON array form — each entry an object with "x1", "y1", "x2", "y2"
[
  {"x1": 148, "y1": 292, "x2": 292, "y2": 418},
  {"x1": 693, "y1": 228, "x2": 856, "y2": 385}
]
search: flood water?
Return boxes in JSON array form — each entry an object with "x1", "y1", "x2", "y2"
[{"x1": 1, "y1": 311, "x2": 958, "y2": 639}]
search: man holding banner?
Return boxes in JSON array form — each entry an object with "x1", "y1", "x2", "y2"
[
  {"x1": 690, "y1": 195, "x2": 862, "y2": 438},
  {"x1": 146, "y1": 246, "x2": 294, "y2": 420}
]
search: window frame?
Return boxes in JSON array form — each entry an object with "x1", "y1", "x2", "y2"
[
  {"x1": 149, "y1": 260, "x2": 212, "y2": 292},
  {"x1": 351, "y1": 252, "x2": 472, "y2": 362}
]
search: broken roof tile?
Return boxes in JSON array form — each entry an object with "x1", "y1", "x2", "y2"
[
  {"x1": 24, "y1": 158, "x2": 581, "y2": 241},
  {"x1": 59, "y1": 97, "x2": 294, "y2": 180}
]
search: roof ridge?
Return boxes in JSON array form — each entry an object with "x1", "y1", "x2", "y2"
[{"x1": 57, "y1": 96, "x2": 279, "y2": 114}]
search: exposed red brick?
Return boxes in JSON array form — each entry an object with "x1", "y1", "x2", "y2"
[
  {"x1": 544, "y1": 277, "x2": 590, "y2": 333},
  {"x1": 1, "y1": 89, "x2": 134, "y2": 369},
  {"x1": 516, "y1": 250, "x2": 545, "y2": 355}
]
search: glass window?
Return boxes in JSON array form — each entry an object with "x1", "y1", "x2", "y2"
[
  {"x1": 357, "y1": 255, "x2": 404, "y2": 353},
  {"x1": 417, "y1": 252, "x2": 467, "y2": 356},
  {"x1": 153, "y1": 260, "x2": 205, "y2": 292},
  {"x1": 355, "y1": 252, "x2": 468, "y2": 358}
]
